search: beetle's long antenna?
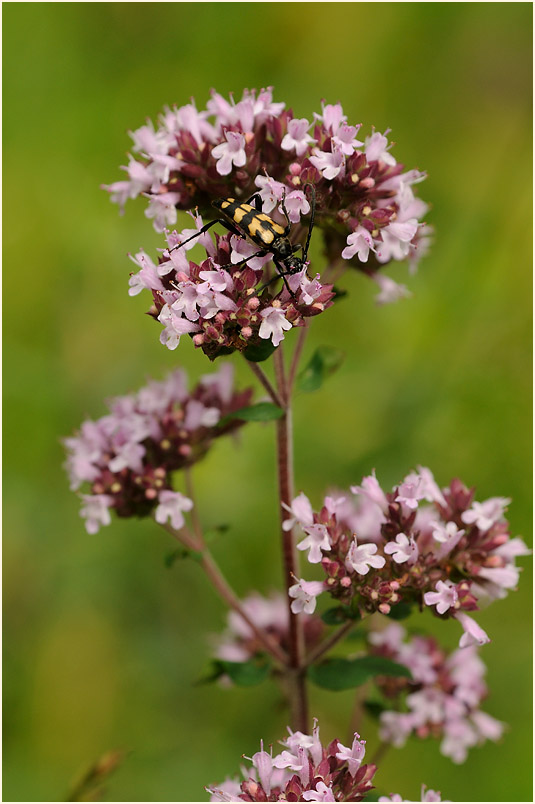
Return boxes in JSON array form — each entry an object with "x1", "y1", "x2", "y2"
[{"x1": 301, "y1": 184, "x2": 316, "y2": 262}]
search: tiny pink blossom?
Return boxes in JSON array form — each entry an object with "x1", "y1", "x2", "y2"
[
  {"x1": 384, "y1": 532, "x2": 419, "y2": 565},
  {"x1": 144, "y1": 192, "x2": 181, "y2": 232},
  {"x1": 341, "y1": 226, "x2": 376, "y2": 262},
  {"x1": 461, "y1": 497, "x2": 511, "y2": 532},
  {"x1": 350, "y1": 470, "x2": 389, "y2": 512},
  {"x1": 211, "y1": 131, "x2": 247, "y2": 176},
  {"x1": 281, "y1": 118, "x2": 315, "y2": 156},
  {"x1": 365, "y1": 131, "x2": 396, "y2": 165},
  {"x1": 154, "y1": 490, "x2": 193, "y2": 531},
  {"x1": 395, "y1": 476, "x2": 425, "y2": 510},
  {"x1": 335, "y1": 734, "x2": 366, "y2": 777},
  {"x1": 297, "y1": 524, "x2": 332, "y2": 564},
  {"x1": 423, "y1": 580, "x2": 459, "y2": 614},
  {"x1": 282, "y1": 492, "x2": 314, "y2": 532},
  {"x1": 456, "y1": 612, "x2": 491, "y2": 648},
  {"x1": 309, "y1": 145, "x2": 345, "y2": 180},
  {"x1": 254, "y1": 174, "x2": 287, "y2": 213},
  {"x1": 373, "y1": 273, "x2": 412, "y2": 305},
  {"x1": 332, "y1": 124, "x2": 363, "y2": 155},
  {"x1": 79, "y1": 494, "x2": 113, "y2": 534},
  {"x1": 289, "y1": 579, "x2": 324, "y2": 614},
  {"x1": 346, "y1": 540, "x2": 386, "y2": 575},
  {"x1": 302, "y1": 781, "x2": 336, "y2": 801},
  {"x1": 259, "y1": 306, "x2": 292, "y2": 346},
  {"x1": 280, "y1": 189, "x2": 310, "y2": 223}
]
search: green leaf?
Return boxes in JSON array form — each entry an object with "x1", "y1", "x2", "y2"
[
  {"x1": 200, "y1": 658, "x2": 272, "y2": 687},
  {"x1": 321, "y1": 606, "x2": 354, "y2": 625},
  {"x1": 203, "y1": 524, "x2": 230, "y2": 543},
  {"x1": 219, "y1": 402, "x2": 284, "y2": 426},
  {"x1": 308, "y1": 656, "x2": 411, "y2": 691},
  {"x1": 164, "y1": 548, "x2": 202, "y2": 567},
  {"x1": 296, "y1": 346, "x2": 345, "y2": 393},
  {"x1": 387, "y1": 602, "x2": 413, "y2": 620},
  {"x1": 244, "y1": 341, "x2": 277, "y2": 362},
  {"x1": 363, "y1": 699, "x2": 388, "y2": 720}
]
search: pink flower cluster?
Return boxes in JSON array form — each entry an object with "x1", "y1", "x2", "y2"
[
  {"x1": 379, "y1": 785, "x2": 449, "y2": 802},
  {"x1": 368, "y1": 623, "x2": 504, "y2": 763},
  {"x1": 104, "y1": 88, "x2": 430, "y2": 303},
  {"x1": 286, "y1": 468, "x2": 528, "y2": 646},
  {"x1": 207, "y1": 720, "x2": 376, "y2": 802},
  {"x1": 213, "y1": 592, "x2": 324, "y2": 664},
  {"x1": 129, "y1": 224, "x2": 334, "y2": 360},
  {"x1": 63, "y1": 364, "x2": 252, "y2": 533}
]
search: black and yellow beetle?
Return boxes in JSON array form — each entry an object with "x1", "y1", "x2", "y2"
[{"x1": 167, "y1": 185, "x2": 316, "y2": 293}]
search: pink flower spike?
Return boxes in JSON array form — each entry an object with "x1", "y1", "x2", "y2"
[
  {"x1": 346, "y1": 540, "x2": 386, "y2": 575},
  {"x1": 154, "y1": 490, "x2": 193, "y2": 531},
  {"x1": 423, "y1": 580, "x2": 459, "y2": 614},
  {"x1": 456, "y1": 612, "x2": 491, "y2": 648},
  {"x1": 384, "y1": 532, "x2": 419, "y2": 565},
  {"x1": 211, "y1": 131, "x2": 247, "y2": 176},
  {"x1": 289, "y1": 579, "x2": 324, "y2": 614}
]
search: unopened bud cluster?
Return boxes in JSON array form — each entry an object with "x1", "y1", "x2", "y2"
[
  {"x1": 286, "y1": 467, "x2": 528, "y2": 646},
  {"x1": 368, "y1": 623, "x2": 504, "y2": 763},
  {"x1": 64, "y1": 365, "x2": 251, "y2": 532}
]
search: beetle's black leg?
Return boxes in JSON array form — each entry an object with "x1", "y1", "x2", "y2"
[
  {"x1": 245, "y1": 193, "x2": 263, "y2": 211},
  {"x1": 216, "y1": 249, "x2": 268, "y2": 272},
  {"x1": 301, "y1": 183, "x2": 316, "y2": 263},
  {"x1": 167, "y1": 218, "x2": 221, "y2": 253}
]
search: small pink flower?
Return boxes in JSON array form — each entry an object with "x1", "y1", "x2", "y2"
[
  {"x1": 79, "y1": 494, "x2": 113, "y2": 534},
  {"x1": 424, "y1": 580, "x2": 459, "y2": 614},
  {"x1": 341, "y1": 226, "x2": 376, "y2": 262},
  {"x1": 350, "y1": 470, "x2": 389, "y2": 512},
  {"x1": 281, "y1": 118, "x2": 315, "y2": 156},
  {"x1": 456, "y1": 612, "x2": 490, "y2": 648},
  {"x1": 297, "y1": 524, "x2": 332, "y2": 564},
  {"x1": 211, "y1": 131, "x2": 247, "y2": 176},
  {"x1": 335, "y1": 733, "x2": 366, "y2": 777},
  {"x1": 309, "y1": 144, "x2": 346, "y2": 180},
  {"x1": 346, "y1": 540, "x2": 386, "y2": 575},
  {"x1": 384, "y1": 532, "x2": 419, "y2": 565},
  {"x1": 332, "y1": 123, "x2": 363, "y2": 155},
  {"x1": 303, "y1": 781, "x2": 336, "y2": 801},
  {"x1": 154, "y1": 490, "x2": 193, "y2": 531},
  {"x1": 373, "y1": 274, "x2": 412, "y2": 305},
  {"x1": 289, "y1": 579, "x2": 324, "y2": 614},
  {"x1": 365, "y1": 131, "x2": 396, "y2": 165},
  {"x1": 280, "y1": 189, "x2": 310, "y2": 223},
  {"x1": 282, "y1": 492, "x2": 314, "y2": 532},
  {"x1": 259, "y1": 306, "x2": 292, "y2": 346},
  {"x1": 461, "y1": 497, "x2": 511, "y2": 531}
]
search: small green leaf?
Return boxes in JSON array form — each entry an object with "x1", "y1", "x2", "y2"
[
  {"x1": 220, "y1": 402, "x2": 284, "y2": 426},
  {"x1": 244, "y1": 341, "x2": 277, "y2": 362},
  {"x1": 363, "y1": 699, "x2": 388, "y2": 720},
  {"x1": 199, "y1": 658, "x2": 272, "y2": 687},
  {"x1": 387, "y1": 602, "x2": 413, "y2": 620},
  {"x1": 203, "y1": 524, "x2": 230, "y2": 543},
  {"x1": 164, "y1": 548, "x2": 202, "y2": 567},
  {"x1": 308, "y1": 656, "x2": 411, "y2": 691},
  {"x1": 321, "y1": 606, "x2": 354, "y2": 625},
  {"x1": 297, "y1": 346, "x2": 345, "y2": 393}
]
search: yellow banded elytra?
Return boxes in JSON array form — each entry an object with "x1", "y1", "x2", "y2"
[{"x1": 167, "y1": 185, "x2": 316, "y2": 293}]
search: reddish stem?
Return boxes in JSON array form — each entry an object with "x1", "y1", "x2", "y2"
[{"x1": 274, "y1": 347, "x2": 308, "y2": 732}]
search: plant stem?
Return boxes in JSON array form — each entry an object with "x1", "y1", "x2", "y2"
[
  {"x1": 287, "y1": 324, "x2": 309, "y2": 397},
  {"x1": 273, "y1": 346, "x2": 308, "y2": 732},
  {"x1": 303, "y1": 619, "x2": 357, "y2": 668},
  {"x1": 244, "y1": 359, "x2": 284, "y2": 408},
  {"x1": 159, "y1": 521, "x2": 287, "y2": 665}
]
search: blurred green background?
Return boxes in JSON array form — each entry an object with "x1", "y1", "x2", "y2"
[{"x1": 3, "y1": 3, "x2": 532, "y2": 802}]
